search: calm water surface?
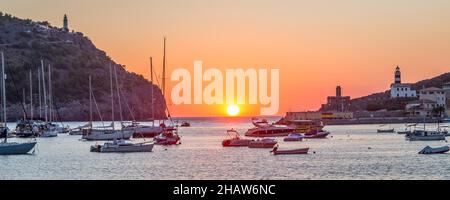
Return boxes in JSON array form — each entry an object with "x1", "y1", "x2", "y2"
[{"x1": 1, "y1": 117, "x2": 449, "y2": 180}]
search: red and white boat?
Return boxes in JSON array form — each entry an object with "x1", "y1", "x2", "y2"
[
  {"x1": 222, "y1": 129, "x2": 253, "y2": 147},
  {"x1": 245, "y1": 118, "x2": 295, "y2": 137},
  {"x1": 154, "y1": 127, "x2": 181, "y2": 145},
  {"x1": 248, "y1": 138, "x2": 277, "y2": 148}
]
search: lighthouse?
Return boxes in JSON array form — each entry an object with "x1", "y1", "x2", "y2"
[
  {"x1": 63, "y1": 14, "x2": 69, "y2": 32},
  {"x1": 394, "y1": 66, "x2": 401, "y2": 84}
]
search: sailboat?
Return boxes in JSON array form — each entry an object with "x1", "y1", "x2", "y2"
[
  {"x1": 81, "y1": 65, "x2": 133, "y2": 141},
  {"x1": 152, "y1": 37, "x2": 181, "y2": 145},
  {"x1": 0, "y1": 52, "x2": 37, "y2": 155},
  {"x1": 127, "y1": 57, "x2": 163, "y2": 138},
  {"x1": 39, "y1": 64, "x2": 58, "y2": 137}
]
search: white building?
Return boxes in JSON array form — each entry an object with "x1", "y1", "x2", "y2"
[
  {"x1": 390, "y1": 66, "x2": 416, "y2": 98},
  {"x1": 418, "y1": 87, "x2": 446, "y2": 108}
]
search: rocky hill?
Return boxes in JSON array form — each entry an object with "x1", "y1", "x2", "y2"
[{"x1": 0, "y1": 12, "x2": 167, "y2": 121}]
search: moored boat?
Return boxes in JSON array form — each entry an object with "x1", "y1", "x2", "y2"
[
  {"x1": 222, "y1": 129, "x2": 253, "y2": 147},
  {"x1": 405, "y1": 130, "x2": 446, "y2": 141},
  {"x1": 82, "y1": 128, "x2": 133, "y2": 141},
  {"x1": 304, "y1": 130, "x2": 330, "y2": 139},
  {"x1": 283, "y1": 133, "x2": 304, "y2": 142},
  {"x1": 271, "y1": 146, "x2": 309, "y2": 155},
  {"x1": 154, "y1": 127, "x2": 181, "y2": 145},
  {"x1": 418, "y1": 146, "x2": 449, "y2": 154},
  {"x1": 245, "y1": 118, "x2": 295, "y2": 137},
  {"x1": 248, "y1": 138, "x2": 277, "y2": 148},
  {"x1": 180, "y1": 121, "x2": 190, "y2": 127},
  {"x1": 90, "y1": 139, "x2": 154, "y2": 153},
  {"x1": 377, "y1": 128, "x2": 395, "y2": 133}
]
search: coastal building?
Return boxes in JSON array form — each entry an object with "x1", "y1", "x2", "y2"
[
  {"x1": 285, "y1": 111, "x2": 353, "y2": 121},
  {"x1": 390, "y1": 66, "x2": 416, "y2": 98},
  {"x1": 443, "y1": 82, "x2": 450, "y2": 107},
  {"x1": 418, "y1": 87, "x2": 446, "y2": 108},
  {"x1": 320, "y1": 86, "x2": 351, "y2": 111},
  {"x1": 405, "y1": 87, "x2": 447, "y2": 117},
  {"x1": 63, "y1": 14, "x2": 69, "y2": 32}
]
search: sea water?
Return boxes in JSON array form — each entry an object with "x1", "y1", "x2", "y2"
[{"x1": 1, "y1": 117, "x2": 449, "y2": 180}]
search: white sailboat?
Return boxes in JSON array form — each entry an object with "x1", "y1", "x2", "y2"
[
  {"x1": 81, "y1": 65, "x2": 133, "y2": 141},
  {"x1": 127, "y1": 57, "x2": 163, "y2": 138},
  {"x1": 0, "y1": 52, "x2": 37, "y2": 155},
  {"x1": 39, "y1": 64, "x2": 57, "y2": 137}
]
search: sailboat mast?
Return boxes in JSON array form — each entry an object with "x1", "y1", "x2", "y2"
[
  {"x1": 38, "y1": 67, "x2": 41, "y2": 118},
  {"x1": 162, "y1": 37, "x2": 166, "y2": 97},
  {"x1": 89, "y1": 75, "x2": 92, "y2": 124},
  {"x1": 109, "y1": 63, "x2": 114, "y2": 130},
  {"x1": 22, "y1": 88, "x2": 26, "y2": 119},
  {"x1": 1, "y1": 52, "x2": 6, "y2": 125},
  {"x1": 41, "y1": 60, "x2": 47, "y2": 122},
  {"x1": 150, "y1": 57, "x2": 154, "y2": 126},
  {"x1": 113, "y1": 64, "x2": 123, "y2": 124},
  {"x1": 48, "y1": 64, "x2": 52, "y2": 123},
  {"x1": 30, "y1": 69, "x2": 33, "y2": 120}
]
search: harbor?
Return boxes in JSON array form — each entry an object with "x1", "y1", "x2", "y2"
[{"x1": 1, "y1": 118, "x2": 449, "y2": 180}]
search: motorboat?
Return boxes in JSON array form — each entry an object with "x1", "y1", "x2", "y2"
[
  {"x1": 245, "y1": 118, "x2": 295, "y2": 137},
  {"x1": 125, "y1": 122, "x2": 163, "y2": 138},
  {"x1": 418, "y1": 146, "x2": 449, "y2": 154},
  {"x1": 285, "y1": 120, "x2": 325, "y2": 133},
  {"x1": 248, "y1": 138, "x2": 277, "y2": 148},
  {"x1": 271, "y1": 146, "x2": 309, "y2": 155},
  {"x1": 154, "y1": 127, "x2": 181, "y2": 145},
  {"x1": 90, "y1": 139, "x2": 154, "y2": 153},
  {"x1": 222, "y1": 129, "x2": 253, "y2": 147},
  {"x1": 304, "y1": 130, "x2": 330, "y2": 139},
  {"x1": 283, "y1": 133, "x2": 304, "y2": 142},
  {"x1": 405, "y1": 130, "x2": 446, "y2": 141},
  {"x1": 180, "y1": 121, "x2": 191, "y2": 127},
  {"x1": 82, "y1": 128, "x2": 133, "y2": 141}
]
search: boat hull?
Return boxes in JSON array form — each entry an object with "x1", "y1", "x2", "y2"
[
  {"x1": 304, "y1": 132, "x2": 330, "y2": 139},
  {"x1": 222, "y1": 139, "x2": 253, "y2": 147},
  {"x1": 82, "y1": 129, "x2": 133, "y2": 141},
  {"x1": 406, "y1": 135, "x2": 446, "y2": 141},
  {"x1": 248, "y1": 140, "x2": 277, "y2": 148},
  {"x1": 91, "y1": 143, "x2": 154, "y2": 153},
  {"x1": 0, "y1": 141, "x2": 37, "y2": 155},
  {"x1": 273, "y1": 148, "x2": 309, "y2": 155}
]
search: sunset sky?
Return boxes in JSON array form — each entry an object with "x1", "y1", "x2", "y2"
[{"x1": 1, "y1": 0, "x2": 450, "y2": 117}]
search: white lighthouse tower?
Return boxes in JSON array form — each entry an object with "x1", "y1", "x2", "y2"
[
  {"x1": 390, "y1": 65, "x2": 416, "y2": 98},
  {"x1": 394, "y1": 65, "x2": 401, "y2": 84}
]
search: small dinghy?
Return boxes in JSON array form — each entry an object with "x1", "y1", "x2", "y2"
[
  {"x1": 418, "y1": 146, "x2": 449, "y2": 154},
  {"x1": 248, "y1": 138, "x2": 277, "y2": 148},
  {"x1": 283, "y1": 133, "x2": 304, "y2": 142},
  {"x1": 271, "y1": 145, "x2": 309, "y2": 155}
]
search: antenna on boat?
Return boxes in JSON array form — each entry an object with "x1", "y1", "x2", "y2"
[{"x1": 1, "y1": 52, "x2": 6, "y2": 127}]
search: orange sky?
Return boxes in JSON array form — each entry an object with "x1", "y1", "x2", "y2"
[{"x1": 2, "y1": 0, "x2": 450, "y2": 116}]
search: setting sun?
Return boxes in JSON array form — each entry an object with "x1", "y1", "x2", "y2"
[{"x1": 227, "y1": 105, "x2": 240, "y2": 116}]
